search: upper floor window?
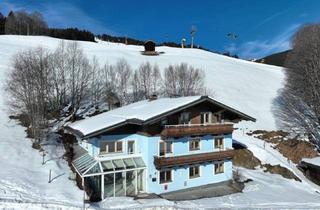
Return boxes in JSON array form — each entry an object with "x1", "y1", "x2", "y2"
[
  {"x1": 189, "y1": 137, "x2": 200, "y2": 151},
  {"x1": 160, "y1": 169, "x2": 172, "y2": 184},
  {"x1": 215, "y1": 137, "x2": 224, "y2": 150},
  {"x1": 214, "y1": 162, "x2": 224, "y2": 174},
  {"x1": 201, "y1": 112, "x2": 211, "y2": 124},
  {"x1": 159, "y1": 140, "x2": 173, "y2": 156},
  {"x1": 213, "y1": 113, "x2": 222, "y2": 123},
  {"x1": 179, "y1": 112, "x2": 190, "y2": 124},
  {"x1": 127, "y1": 140, "x2": 135, "y2": 154},
  {"x1": 189, "y1": 165, "x2": 200, "y2": 179},
  {"x1": 100, "y1": 141, "x2": 123, "y2": 154}
]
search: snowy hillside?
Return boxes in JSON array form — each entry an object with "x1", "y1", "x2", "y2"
[
  {"x1": 0, "y1": 35, "x2": 285, "y2": 130},
  {"x1": 3, "y1": 35, "x2": 320, "y2": 209}
]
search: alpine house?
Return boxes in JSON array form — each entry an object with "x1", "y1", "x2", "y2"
[{"x1": 65, "y1": 95, "x2": 255, "y2": 199}]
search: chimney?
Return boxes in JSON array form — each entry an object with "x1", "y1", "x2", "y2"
[{"x1": 148, "y1": 94, "x2": 158, "y2": 101}]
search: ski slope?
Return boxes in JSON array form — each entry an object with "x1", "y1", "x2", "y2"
[
  {"x1": 0, "y1": 35, "x2": 285, "y2": 130},
  {"x1": 2, "y1": 35, "x2": 319, "y2": 209}
]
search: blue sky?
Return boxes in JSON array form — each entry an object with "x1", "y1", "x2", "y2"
[{"x1": 1, "y1": 0, "x2": 320, "y2": 58}]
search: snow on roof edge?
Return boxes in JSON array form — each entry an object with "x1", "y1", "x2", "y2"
[{"x1": 66, "y1": 95, "x2": 255, "y2": 138}]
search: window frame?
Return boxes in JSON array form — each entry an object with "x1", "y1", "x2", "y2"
[
  {"x1": 189, "y1": 137, "x2": 201, "y2": 151},
  {"x1": 99, "y1": 140, "x2": 123, "y2": 154},
  {"x1": 189, "y1": 165, "x2": 201, "y2": 179},
  {"x1": 214, "y1": 137, "x2": 224, "y2": 150},
  {"x1": 213, "y1": 113, "x2": 222, "y2": 123},
  {"x1": 179, "y1": 112, "x2": 191, "y2": 125},
  {"x1": 200, "y1": 112, "x2": 212, "y2": 125},
  {"x1": 159, "y1": 140, "x2": 173, "y2": 157},
  {"x1": 159, "y1": 169, "x2": 173, "y2": 184},
  {"x1": 214, "y1": 162, "x2": 224, "y2": 174},
  {"x1": 127, "y1": 140, "x2": 135, "y2": 154}
]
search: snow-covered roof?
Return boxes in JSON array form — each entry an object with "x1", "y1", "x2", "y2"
[{"x1": 66, "y1": 95, "x2": 255, "y2": 138}]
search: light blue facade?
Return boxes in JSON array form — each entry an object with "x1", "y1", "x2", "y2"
[{"x1": 80, "y1": 133, "x2": 233, "y2": 194}]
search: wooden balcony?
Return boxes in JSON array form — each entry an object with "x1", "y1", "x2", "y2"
[
  {"x1": 154, "y1": 149, "x2": 234, "y2": 169},
  {"x1": 161, "y1": 123, "x2": 234, "y2": 138}
]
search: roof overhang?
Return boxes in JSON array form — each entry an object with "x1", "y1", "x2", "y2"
[{"x1": 65, "y1": 96, "x2": 256, "y2": 139}]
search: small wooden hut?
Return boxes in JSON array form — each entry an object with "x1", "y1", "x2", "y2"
[{"x1": 142, "y1": 40, "x2": 159, "y2": 56}]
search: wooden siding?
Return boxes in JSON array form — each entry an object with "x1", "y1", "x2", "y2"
[
  {"x1": 154, "y1": 150, "x2": 234, "y2": 169},
  {"x1": 160, "y1": 124, "x2": 234, "y2": 138}
]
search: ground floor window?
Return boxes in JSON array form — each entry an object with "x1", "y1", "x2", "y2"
[
  {"x1": 215, "y1": 162, "x2": 224, "y2": 174},
  {"x1": 103, "y1": 169, "x2": 145, "y2": 198},
  {"x1": 189, "y1": 165, "x2": 200, "y2": 179},
  {"x1": 160, "y1": 170, "x2": 172, "y2": 184}
]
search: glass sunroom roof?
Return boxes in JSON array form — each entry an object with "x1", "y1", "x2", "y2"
[
  {"x1": 72, "y1": 153, "x2": 98, "y2": 176},
  {"x1": 72, "y1": 153, "x2": 146, "y2": 177},
  {"x1": 100, "y1": 157, "x2": 146, "y2": 173}
]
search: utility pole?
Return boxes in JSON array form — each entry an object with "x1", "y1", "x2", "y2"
[{"x1": 190, "y1": 25, "x2": 197, "y2": 49}]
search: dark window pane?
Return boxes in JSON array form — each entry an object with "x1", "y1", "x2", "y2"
[
  {"x1": 128, "y1": 141, "x2": 134, "y2": 154},
  {"x1": 116, "y1": 141, "x2": 122, "y2": 152},
  {"x1": 166, "y1": 141, "x2": 172, "y2": 153},
  {"x1": 159, "y1": 142, "x2": 165, "y2": 156},
  {"x1": 108, "y1": 142, "x2": 115, "y2": 153},
  {"x1": 166, "y1": 171, "x2": 171, "y2": 181}
]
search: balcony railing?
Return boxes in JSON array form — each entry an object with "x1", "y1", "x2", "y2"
[
  {"x1": 161, "y1": 123, "x2": 234, "y2": 138},
  {"x1": 154, "y1": 149, "x2": 234, "y2": 169}
]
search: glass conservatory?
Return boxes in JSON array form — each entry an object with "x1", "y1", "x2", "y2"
[{"x1": 72, "y1": 153, "x2": 146, "y2": 198}]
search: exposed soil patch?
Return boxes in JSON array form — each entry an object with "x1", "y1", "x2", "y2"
[
  {"x1": 247, "y1": 130, "x2": 319, "y2": 164},
  {"x1": 233, "y1": 149, "x2": 261, "y2": 169},
  {"x1": 234, "y1": 148, "x2": 301, "y2": 181},
  {"x1": 263, "y1": 164, "x2": 301, "y2": 181},
  {"x1": 248, "y1": 130, "x2": 288, "y2": 143},
  {"x1": 276, "y1": 139, "x2": 318, "y2": 164}
]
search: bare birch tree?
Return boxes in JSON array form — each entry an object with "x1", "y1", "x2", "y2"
[
  {"x1": 132, "y1": 62, "x2": 163, "y2": 101},
  {"x1": 278, "y1": 24, "x2": 320, "y2": 146},
  {"x1": 90, "y1": 56, "x2": 104, "y2": 107},
  {"x1": 65, "y1": 42, "x2": 92, "y2": 118},
  {"x1": 163, "y1": 63, "x2": 205, "y2": 97},
  {"x1": 6, "y1": 47, "x2": 51, "y2": 143},
  {"x1": 113, "y1": 58, "x2": 132, "y2": 105}
]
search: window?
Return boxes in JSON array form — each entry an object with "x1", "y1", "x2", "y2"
[
  {"x1": 189, "y1": 165, "x2": 200, "y2": 179},
  {"x1": 100, "y1": 141, "x2": 123, "y2": 153},
  {"x1": 201, "y1": 112, "x2": 211, "y2": 124},
  {"x1": 213, "y1": 113, "x2": 221, "y2": 123},
  {"x1": 215, "y1": 162, "x2": 224, "y2": 174},
  {"x1": 179, "y1": 112, "x2": 190, "y2": 124},
  {"x1": 189, "y1": 138, "x2": 200, "y2": 151},
  {"x1": 159, "y1": 140, "x2": 172, "y2": 156},
  {"x1": 215, "y1": 137, "x2": 224, "y2": 150},
  {"x1": 160, "y1": 170, "x2": 172, "y2": 184},
  {"x1": 127, "y1": 141, "x2": 135, "y2": 154},
  {"x1": 116, "y1": 141, "x2": 122, "y2": 152}
]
